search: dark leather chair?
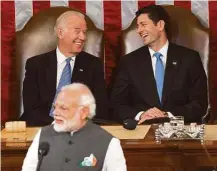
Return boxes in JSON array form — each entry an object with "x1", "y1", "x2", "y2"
[
  {"x1": 121, "y1": 5, "x2": 210, "y2": 123},
  {"x1": 13, "y1": 7, "x2": 104, "y2": 119}
]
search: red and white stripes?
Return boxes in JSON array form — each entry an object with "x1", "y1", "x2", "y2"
[{"x1": 13, "y1": 1, "x2": 210, "y2": 31}]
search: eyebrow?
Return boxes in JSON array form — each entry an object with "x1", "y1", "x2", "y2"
[
  {"x1": 73, "y1": 27, "x2": 88, "y2": 31},
  {"x1": 138, "y1": 21, "x2": 147, "y2": 24},
  {"x1": 53, "y1": 103, "x2": 68, "y2": 108},
  {"x1": 137, "y1": 21, "x2": 147, "y2": 26}
]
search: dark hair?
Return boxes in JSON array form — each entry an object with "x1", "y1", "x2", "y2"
[{"x1": 135, "y1": 5, "x2": 170, "y2": 38}]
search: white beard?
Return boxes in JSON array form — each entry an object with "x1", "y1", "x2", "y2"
[{"x1": 53, "y1": 109, "x2": 81, "y2": 132}]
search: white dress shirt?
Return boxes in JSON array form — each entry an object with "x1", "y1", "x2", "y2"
[
  {"x1": 149, "y1": 41, "x2": 168, "y2": 76},
  {"x1": 56, "y1": 47, "x2": 76, "y2": 88},
  {"x1": 22, "y1": 128, "x2": 127, "y2": 171},
  {"x1": 135, "y1": 41, "x2": 173, "y2": 121}
]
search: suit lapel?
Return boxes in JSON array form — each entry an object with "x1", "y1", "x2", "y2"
[
  {"x1": 162, "y1": 43, "x2": 180, "y2": 105},
  {"x1": 71, "y1": 52, "x2": 85, "y2": 82},
  {"x1": 136, "y1": 47, "x2": 161, "y2": 107},
  {"x1": 45, "y1": 50, "x2": 57, "y2": 102}
]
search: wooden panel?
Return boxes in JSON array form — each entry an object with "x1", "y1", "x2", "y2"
[
  {"x1": 1, "y1": 125, "x2": 217, "y2": 170},
  {"x1": 2, "y1": 156, "x2": 25, "y2": 168},
  {"x1": 1, "y1": 168, "x2": 21, "y2": 171},
  {"x1": 127, "y1": 167, "x2": 174, "y2": 171}
]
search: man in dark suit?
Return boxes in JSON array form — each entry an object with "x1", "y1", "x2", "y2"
[
  {"x1": 111, "y1": 5, "x2": 208, "y2": 124},
  {"x1": 20, "y1": 11, "x2": 108, "y2": 126}
]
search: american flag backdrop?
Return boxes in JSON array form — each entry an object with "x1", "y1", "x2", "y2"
[{"x1": 1, "y1": 0, "x2": 217, "y2": 123}]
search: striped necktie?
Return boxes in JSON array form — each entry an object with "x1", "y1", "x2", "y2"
[{"x1": 49, "y1": 57, "x2": 72, "y2": 117}]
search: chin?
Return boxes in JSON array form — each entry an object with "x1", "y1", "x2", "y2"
[
  {"x1": 145, "y1": 40, "x2": 156, "y2": 47},
  {"x1": 73, "y1": 45, "x2": 83, "y2": 51},
  {"x1": 76, "y1": 48, "x2": 83, "y2": 53},
  {"x1": 54, "y1": 120, "x2": 79, "y2": 133},
  {"x1": 54, "y1": 123, "x2": 67, "y2": 132},
  {"x1": 142, "y1": 38, "x2": 149, "y2": 45},
  {"x1": 143, "y1": 42, "x2": 150, "y2": 46}
]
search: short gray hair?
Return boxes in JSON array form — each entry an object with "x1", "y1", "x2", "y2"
[
  {"x1": 61, "y1": 83, "x2": 96, "y2": 119},
  {"x1": 54, "y1": 11, "x2": 85, "y2": 36}
]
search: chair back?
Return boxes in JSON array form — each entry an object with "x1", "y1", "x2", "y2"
[
  {"x1": 121, "y1": 5, "x2": 210, "y2": 122},
  {"x1": 14, "y1": 7, "x2": 104, "y2": 117}
]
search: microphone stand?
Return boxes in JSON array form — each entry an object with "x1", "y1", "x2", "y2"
[{"x1": 36, "y1": 151, "x2": 45, "y2": 171}]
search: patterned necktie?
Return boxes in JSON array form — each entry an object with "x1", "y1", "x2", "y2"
[
  {"x1": 49, "y1": 57, "x2": 72, "y2": 116},
  {"x1": 154, "y1": 52, "x2": 164, "y2": 103}
]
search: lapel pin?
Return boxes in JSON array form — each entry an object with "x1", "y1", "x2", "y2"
[
  {"x1": 79, "y1": 69, "x2": 83, "y2": 72},
  {"x1": 172, "y1": 61, "x2": 177, "y2": 65}
]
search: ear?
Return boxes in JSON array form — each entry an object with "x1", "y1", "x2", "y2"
[
  {"x1": 57, "y1": 28, "x2": 64, "y2": 39},
  {"x1": 157, "y1": 20, "x2": 165, "y2": 32},
  {"x1": 80, "y1": 106, "x2": 90, "y2": 120}
]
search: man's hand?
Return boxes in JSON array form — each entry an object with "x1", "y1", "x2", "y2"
[{"x1": 138, "y1": 107, "x2": 165, "y2": 124}]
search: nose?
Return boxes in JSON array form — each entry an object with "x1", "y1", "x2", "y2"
[
  {"x1": 136, "y1": 26, "x2": 141, "y2": 34},
  {"x1": 137, "y1": 25, "x2": 143, "y2": 34},
  {"x1": 53, "y1": 107, "x2": 59, "y2": 117},
  {"x1": 79, "y1": 31, "x2": 86, "y2": 41}
]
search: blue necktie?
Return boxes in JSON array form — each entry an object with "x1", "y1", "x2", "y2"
[
  {"x1": 49, "y1": 58, "x2": 72, "y2": 116},
  {"x1": 154, "y1": 52, "x2": 164, "y2": 103}
]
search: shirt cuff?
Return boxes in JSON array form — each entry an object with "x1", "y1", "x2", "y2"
[
  {"x1": 167, "y1": 112, "x2": 174, "y2": 118},
  {"x1": 134, "y1": 111, "x2": 144, "y2": 121}
]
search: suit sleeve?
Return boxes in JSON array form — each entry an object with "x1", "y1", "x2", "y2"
[
  {"x1": 111, "y1": 59, "x2": 148, "y2": 122},
  {"x1": 22, "y1": 58, "x2": 40, "y2": 112},
  {"x1": 20, "y1": 58, "x2": 52, "y2": 126},
  {"x1": 91, "y1": 59, "x2": 109, "y2": 120},
  {"x1": 169, "y1": 52, "x2": 208, "y2": 123}
]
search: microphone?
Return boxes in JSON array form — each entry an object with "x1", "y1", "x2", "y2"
[
  {"x1": 36, "y1": 142, "x2": 50, "y2": 171},
  {"x1": 122, "y1": 119, "x2": 138, "y2": 130}
]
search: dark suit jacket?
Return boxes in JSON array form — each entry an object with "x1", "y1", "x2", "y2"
[
  {"x1": 111, "y1": 43, "x2": 208, "y2": 123},
  {"x1": 20, "y1": 50, "x2": 108, "y2": 126}
]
